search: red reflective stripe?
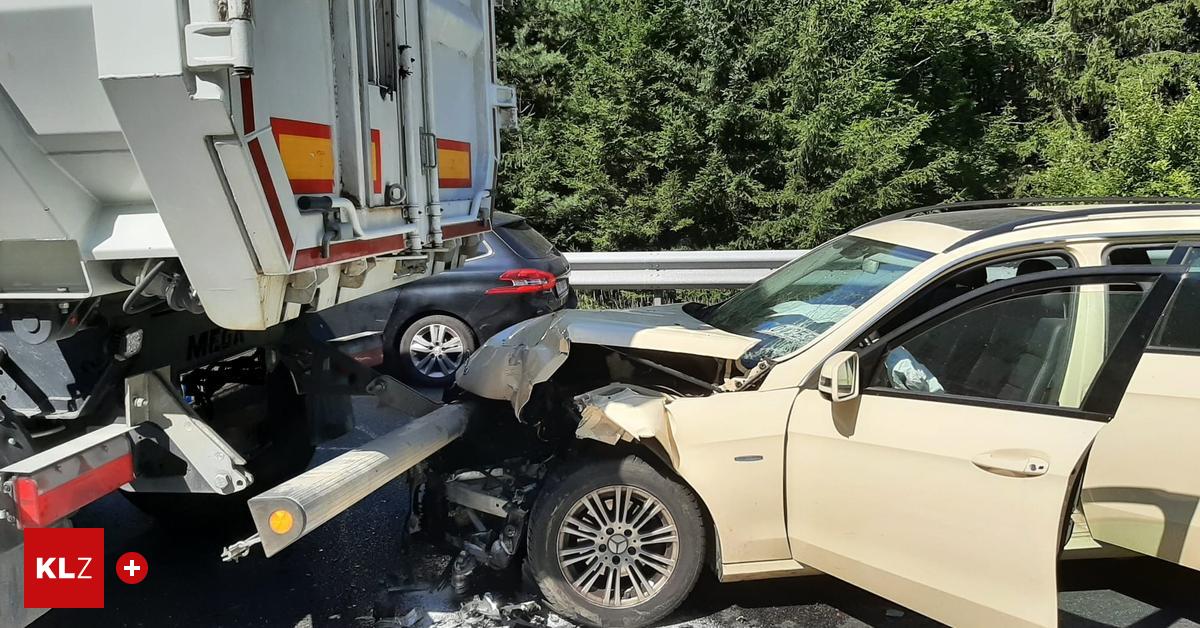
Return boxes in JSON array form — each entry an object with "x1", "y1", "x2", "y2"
[
  {"x1": 270, "y1": 117, "x2": 333, "y2": 139},
  {"x1": 293, "y1": 234, "x2": 409, "y2": 270},
  {"x1": 240, "y1": 76, "x2": 255, "y2": 134},
  {"x1": 442, "y1": 220, "x2": 490, "y2": 239},
  {"x1": 372, "y1": 129, "x2": 383, "y2": 195},
  {"x1": 241, "y1": 78, "x2": 297, "y2": 260},
  {"x1": 437, "y1": 138, "x2": 471, "y2": 152},
  {"x1": 249, "y1": 138, "x2": 295, "y2": 258},
  {"x1": 14, "y1": 454, "x2": 135, "y2": 528}
]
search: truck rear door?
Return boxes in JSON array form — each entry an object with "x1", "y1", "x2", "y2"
[{"x1": 410, "y1": 0, "x2": 513, "y2": 239}]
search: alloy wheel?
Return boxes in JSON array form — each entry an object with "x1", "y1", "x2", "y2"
[
  {"x1": 556, "y1": 485, "x2": 680, "y2": 608},
  {"x1": 408, "y1": 322, "x2": 465, "y2": 379}
]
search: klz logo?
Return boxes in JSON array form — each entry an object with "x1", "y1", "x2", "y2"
[
  {"x1": 24, "y1": 528, "x2": 104, "y2": 608},
  {"x1": 35, "y1": 556, "x2": 93, "y2": 579}
]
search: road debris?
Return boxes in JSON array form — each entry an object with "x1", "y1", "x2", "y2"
[{"x1": 374, "y1": 583, "x2": 575, "y2": 628}]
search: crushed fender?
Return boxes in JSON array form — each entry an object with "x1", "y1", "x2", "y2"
[{"x1": 574, "y1": 385, "x2": 680, "y2": 466}]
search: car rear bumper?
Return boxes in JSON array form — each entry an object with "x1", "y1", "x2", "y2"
[{"x1": 465, "y1": 283, "x2": 576, "y2": 344}]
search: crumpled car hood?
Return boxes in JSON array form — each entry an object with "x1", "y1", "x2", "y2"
[{"x1": 456, "y1": 303, "x2": 757, "y2": 414}]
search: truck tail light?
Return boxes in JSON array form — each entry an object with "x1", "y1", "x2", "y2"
[
  {"x1": 5, "y1": 426, "x2": 135, "y2": 528},
  {"x1": 486, "y1": 269, "x2": 557, "y2": 295}
]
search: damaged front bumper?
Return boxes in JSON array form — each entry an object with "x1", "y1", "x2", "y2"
[{"x1": 456, "y1": 304, "x2": 757, "y2": 416}]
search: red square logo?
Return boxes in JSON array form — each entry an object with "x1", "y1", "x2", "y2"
[{"x1": 24, "y1": 527, "x2": 104, "y2": 608}]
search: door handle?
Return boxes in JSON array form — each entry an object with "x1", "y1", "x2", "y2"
[{"x1": 971, "y1": 450, "x2": 1049, "y2": 478}]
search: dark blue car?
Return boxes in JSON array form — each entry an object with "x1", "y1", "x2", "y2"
[{"x1": 322, "y1": 212, "x2": 575, "y2": 386}]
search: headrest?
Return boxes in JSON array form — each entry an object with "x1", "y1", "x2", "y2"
[
  {"x1": 1108, "y1": 248, "x2": 1152, "y2": 265},
  {"x1": 1016, "y1": 258, "x2": 1057, "y2": 276},
  {"x1": 954, "y1": 267, "x2": 988, "y2": 289}
]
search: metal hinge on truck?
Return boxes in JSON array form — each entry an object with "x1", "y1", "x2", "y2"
[{"x1": 185, "y1": 0, "x2": 254, "y2": 75}]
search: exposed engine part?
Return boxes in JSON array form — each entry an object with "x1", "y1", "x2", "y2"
[
  {"x1": 450, "y1": 551, "x2": 479, "y2": 596},
  {"x1": 720, "y1": 358, "x2": 773, "y2": 392},
  {"x1": 445, "y1": 474, "x2": 509, "y2": 518},
  {"x1": 418, "y1": 461, "x2": 547, "y2": 595},
  {"x1": 606, "y1": 347, "x2": 722, "y2": 393}
]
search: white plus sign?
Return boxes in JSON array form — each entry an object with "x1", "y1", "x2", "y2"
[{"x1": 123, "y1": 559, "x2": 141, "y2": 577}]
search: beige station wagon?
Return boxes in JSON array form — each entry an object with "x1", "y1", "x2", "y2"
[{"x1": 445, "y1": 198, "x2": 1200, "y2": 628}]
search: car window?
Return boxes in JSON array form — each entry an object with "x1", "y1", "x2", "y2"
[
  {"x1": 497, "y1": 220, "x2": 557, "y2": 259},
  {"x1": 871, "y1": 284, "x2": 1147, "y2": 409},
  {"x1": 1105, "y1": 244, "x2": 1175, "y2": 266},
  {"x1": 1103, "y1": 245, "x2": 1175, "y2": 349},
  {"x1": 872, "y1": 253, "x2": 1073, "y2": 340},
  {"x1": 1150, "y1": 252, "x2": 1200, "y2": 352},
  {"x1": 701, "y1": 236, "x2": 933, "y2": 365},
  {"x1": 982, "y1": 255, "x2": 1071, "y2": 282}
]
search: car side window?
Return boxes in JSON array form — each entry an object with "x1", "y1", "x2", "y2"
[
  {"x1": 1150, "y1": 254, "x2": 1200, "y2": 352},
  {"x1": 1104, "y1": 244, "x2": 1176, "y2": 349},
  {"x1": 870, "y1": 284, "x2": 1147, "y2": 409},
  {"x1": 871, "y1": 253, "x2": 1073, "y2": 340},
  {"x1": 1106, "y1": 244, "x2": 1175, "y2": 266}
]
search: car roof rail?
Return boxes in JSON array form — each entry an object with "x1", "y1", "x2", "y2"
[
  {"x1": 860, "y1": 196, "x2": 1200, "y2": 228},
  {"x1": 946, "y1": 200, "x2": 1200, "y2": 251}
]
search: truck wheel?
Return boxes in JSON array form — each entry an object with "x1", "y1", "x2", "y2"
[
  {"x1": 124, "y1": 367, "x2": 315, "y2": 530},
  {"x1": 526, "y1": 455, "x2": 705, "y2": 628},
  {"x1": 398, "y1": 314, "x2": 475, "y2": 388}
]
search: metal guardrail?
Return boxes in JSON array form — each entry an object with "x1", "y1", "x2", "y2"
[{"x1": 563, "y1": 250, "x2": 807, "y2": 289}]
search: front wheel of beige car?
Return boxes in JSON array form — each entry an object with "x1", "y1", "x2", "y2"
[{"x1": 526, "y1": 455, "x2": 706, "y2": 628}]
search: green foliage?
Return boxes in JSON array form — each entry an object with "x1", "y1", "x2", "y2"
[
  {"x1": 494, "y1": 0, "x2": 1200, "y2": 251},
  {"x1": 576, "y1": 289, "x2": 733, "y2": 310}
]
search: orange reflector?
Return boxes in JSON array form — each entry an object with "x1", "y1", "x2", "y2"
[
  {"x1": 271, "y1": 117, "x2": 335, "y2": 194},
  {"x1": 436, "y1": 139, "x2": 472, "y2": 188},
  {"x1": 268, "y1": 509, "x2": 294, "y2": 534}
]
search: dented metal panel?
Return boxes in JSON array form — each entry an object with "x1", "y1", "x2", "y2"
[{"x1": 456, "y1": 304, "x2": 758, "y2": 413}]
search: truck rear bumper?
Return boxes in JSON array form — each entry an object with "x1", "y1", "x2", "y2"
[{"x1": 232, "y1": 401, "x2": 471, "y2": 559}]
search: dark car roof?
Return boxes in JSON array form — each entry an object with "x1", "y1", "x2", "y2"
[{"x1": 493, "y1": 211, "x2": 526, "y2": 228}]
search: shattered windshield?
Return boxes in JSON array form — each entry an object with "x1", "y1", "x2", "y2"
[{"x1": 701, "y1": 236, "x2": 932, "y2": 364}]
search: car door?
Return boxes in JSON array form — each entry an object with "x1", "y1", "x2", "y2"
[
  {"x1": 1082, "y1": 246, "x2": 1200, "y2": 570},
  {"x1": 784, "y1": 265, "x2": 1186, "y2": 628}
]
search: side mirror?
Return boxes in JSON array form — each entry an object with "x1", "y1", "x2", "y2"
[{"x1": 818, "y1": 351, "x2": 860, "y2": 403}]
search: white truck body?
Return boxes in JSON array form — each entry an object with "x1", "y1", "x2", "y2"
[
  {"x1": 0, "y1": 0, "x2": 513, "y2": 330},
  {"x1": 0, "y1": 2, "x2": 511, "y2": 625}
]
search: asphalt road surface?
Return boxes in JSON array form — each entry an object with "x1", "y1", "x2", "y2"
[{"x1": 30, "y1": 401, "x2": 1200, "y2": 628}]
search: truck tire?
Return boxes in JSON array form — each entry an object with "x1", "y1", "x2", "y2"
[
  {"x1": 397, "y1": 314, "x2": 475, "y2": 388},
  {"x1": 123, "y1": 367, "x2": 316, "y2": 530},
  {"x1": 525, "y1": 455, "x2": 705, "y2": 628}
]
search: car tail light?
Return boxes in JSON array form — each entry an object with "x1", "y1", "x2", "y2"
[
  {"x1": 486, "y1": 269, "x2": 557, "y2": 294},
  {"x1": 8, "y1": 429, "x2": 134, "y2": 528}
]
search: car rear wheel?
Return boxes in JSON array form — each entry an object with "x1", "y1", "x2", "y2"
[
  {"x1": 526, "y1": 455, "x2": 705, "y2": 628},
  {"x1": 399, "y1": 314, "x2": 475, "y2": 387}
]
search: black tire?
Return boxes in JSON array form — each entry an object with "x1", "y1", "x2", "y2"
[
  {"x1": 124, "y1": 367, "x2": 316, "y2": 530},
  {"x1": 397, "y1": 314, "x2": 476, "y2": 388},
  {"x1": 526, "y1": 455, "x2": 706, "y2": 628}
]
